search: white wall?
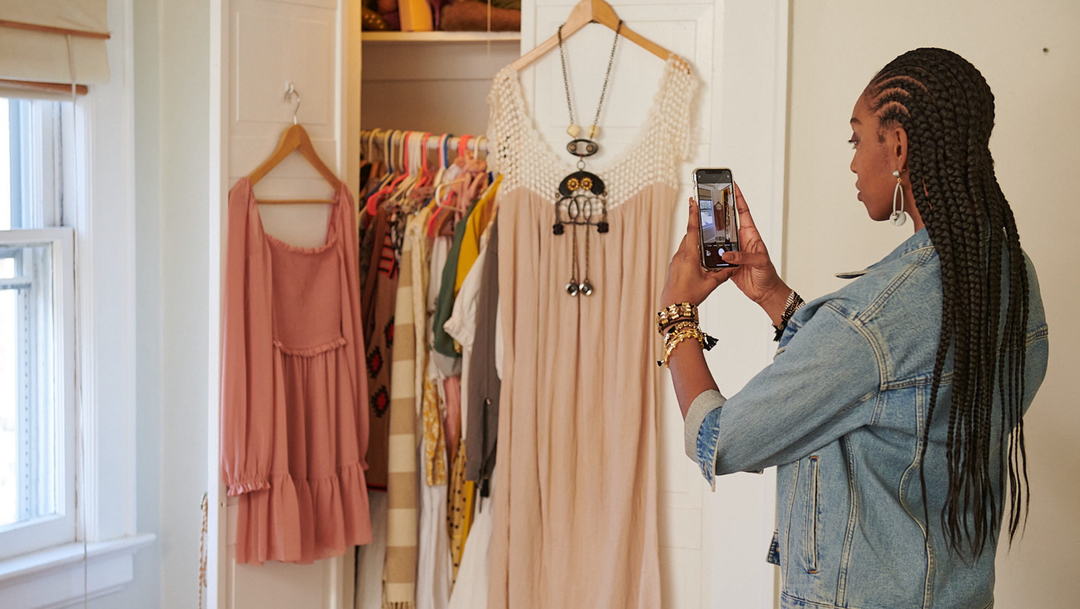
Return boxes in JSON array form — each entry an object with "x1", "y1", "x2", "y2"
[
  {"x1": 109, "y1": 0, "x2": 213, "y2": 608},
  {"x1": 85, "y1": 0, "x2": 166, "y2": 607},
  {"x1": 786, "y1": 2, "x2": 1079, "y2": 607},
  {"x1": 158, "y1": 0, "x2": 213, "y2": 607}
]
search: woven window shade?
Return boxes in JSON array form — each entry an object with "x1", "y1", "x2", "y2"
[{"x1": 0, "y1": 0, "x2": 110, "y2": 93}]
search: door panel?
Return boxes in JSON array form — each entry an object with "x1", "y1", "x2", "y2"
[
  {"x1": 519, "y1": 2, "x2": 786, "y2": 608},
  {"x1": 218, "y1": 0, "x2": 352, "y2": 607}
]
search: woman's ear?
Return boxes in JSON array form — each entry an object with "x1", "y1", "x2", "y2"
[{"x1": 893, "y1": 126, "x2": 909, "y2": 172}]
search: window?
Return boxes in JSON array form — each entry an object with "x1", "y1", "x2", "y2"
[{"x1": 0, "y1": 97, "x2": 76, "y2": 560}]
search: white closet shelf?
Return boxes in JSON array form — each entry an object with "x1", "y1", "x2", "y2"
[{"x1": 361, "y1": 31, "x2": 521, "y2": 43}]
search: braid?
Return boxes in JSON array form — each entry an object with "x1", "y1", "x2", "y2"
[{"x1": 865, "y1": 48, "x2": 1030, "y2": 557}]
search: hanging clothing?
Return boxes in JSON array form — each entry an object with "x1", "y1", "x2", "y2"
[
  {"x1": 444, "y1": 220, "x2": 499, "y2": 544},
  {"x1": 444, "y1": 178, "x2": 501, "y2": 447},
  {"x1": 453, "y1": 175, "x2": 502, "y2": 291},
  {"x1": 463, "y1": 223, "x2": 500, "y2": 489},
  {"x1": 484, "y1": 56, "x2": 698, "y2": 608},
  {"x1": 418, "y1": 227, "x2": 455, "y2": 609},
  {"x1": 445, "y1": 486, "x2": 495, "y2": 609},
  {"x1": 361, "y1": 205, "x2": 400, "y2": 490},
  {"x1": 417, "y1": 435, "x2": 452, "y2": 609},
  {"x1": 431, "y1": 197, "x2": 481, "y2": 363},
  {"x1": 383, "y1": 235, "x2": 420, "y2": 609},
  {"x1": 221, "y1": 177, "x2": 372, "y2": 565},
  {"x1": 406, "y1": 206, "x2": 453, "y2": 609},
  {"x1": 446, "y1": 443, "x2": 475, "y2": 581},
  {"x1": 423, "y1": 237, "x2": 452, "y2": 485}
]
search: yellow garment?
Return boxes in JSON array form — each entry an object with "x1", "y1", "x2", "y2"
[
  {"x1": 422, "y1": 378, "x2": 448, "y2": 486},
  {"x1": 447, "y1": 445, "x2": 475, "y2": 582},
  {"x1": 453, "y1": 174, "x2": 502, "y2": 293}
]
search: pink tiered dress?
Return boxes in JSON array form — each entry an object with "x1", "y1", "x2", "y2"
[{"x1": 221, "y1": 177, "x2": 373, "y2": 564}]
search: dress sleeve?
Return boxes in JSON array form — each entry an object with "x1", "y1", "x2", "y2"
[
  {"x1": 220, "y1": 181, "x2": 276, "y2": 496},
  {"x1": 684, "y1": 302, "x2": 881, "y2": 489}
]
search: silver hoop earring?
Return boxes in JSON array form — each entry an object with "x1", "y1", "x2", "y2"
[{"x1": 890, "y1": 170, "x2": 907, "y2": 227}]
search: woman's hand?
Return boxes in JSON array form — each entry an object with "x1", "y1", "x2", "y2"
[
  {"x1": 721, "y1": 184, "x2": 787, "y2": 308},
  {"x1": 660, "y1": 198, "x2": 736, "y2": 307},
  {"x1": 660, "y1": 183, "x2": 787, "y2": 313}
]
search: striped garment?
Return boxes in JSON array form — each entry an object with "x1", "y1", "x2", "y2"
[{"x1": 383, "y1": 239, "x2": 419, "y2": 609}]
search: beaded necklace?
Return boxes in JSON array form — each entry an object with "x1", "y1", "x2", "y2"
[{"x1": 551, "y1": 21, "x2": 622, "y2": 297}]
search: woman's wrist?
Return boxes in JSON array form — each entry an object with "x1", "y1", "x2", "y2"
[{"x1": 758, "y1": 283, "x2": 793, "y2": 326}]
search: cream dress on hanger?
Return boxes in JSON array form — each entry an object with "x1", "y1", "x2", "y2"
[{"x1": 484, "y1": 55, "x2": 698, "y2": 609}]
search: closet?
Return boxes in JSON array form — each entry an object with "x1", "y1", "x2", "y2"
[{"x1": 210, "y1": 1, "x2": 789, "y2": 607}]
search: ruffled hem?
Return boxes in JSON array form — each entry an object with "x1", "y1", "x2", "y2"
[
  {"x1": 234, "y1": 461, "x2": 373, "y2": 565},
  {"x1": 226, "y1": 478, "x2": 271, "y2": 496}
]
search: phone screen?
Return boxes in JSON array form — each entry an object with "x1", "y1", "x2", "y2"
[{"x1": 695, "y1": 169, "x2": 738, "y2": 269}]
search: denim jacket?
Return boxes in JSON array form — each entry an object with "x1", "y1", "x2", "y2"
[{"x1": 684, "y1": 228, "x2": 1049, "y2": 609}]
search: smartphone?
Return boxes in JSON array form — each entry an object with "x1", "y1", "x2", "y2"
[{"x1": 693, "y1": 168, "x2": 739, "y2": 270}]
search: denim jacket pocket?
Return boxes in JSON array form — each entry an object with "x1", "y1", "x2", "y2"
[{"x1": 805, "y1": 455, "x2": 821, "y2": 574}]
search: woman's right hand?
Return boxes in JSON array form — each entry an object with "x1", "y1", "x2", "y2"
[{"x1": 721, "y1": 184, "x2": 790, "y2": 320}]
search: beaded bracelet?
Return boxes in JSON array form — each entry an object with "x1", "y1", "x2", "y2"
[{"x1": 771, "y1": 290, "x2": 805, "y2": 342}]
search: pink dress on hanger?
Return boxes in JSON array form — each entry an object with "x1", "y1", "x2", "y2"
[{"x1": 221, "y1": 177, "x2": 373, "y2": 564}]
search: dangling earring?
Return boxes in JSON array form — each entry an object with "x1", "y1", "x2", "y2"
[{"x1": 890, "y1": 169, "x2": 907, "y2": 227}]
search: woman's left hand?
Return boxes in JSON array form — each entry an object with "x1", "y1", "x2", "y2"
[{"x1": 660, "y1": 197, "x2": 737, "y2": 307}]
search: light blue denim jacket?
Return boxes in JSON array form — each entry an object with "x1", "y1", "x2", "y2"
[{"x1": 684, "y1": 228, "x2": 1049, "y2": 609}]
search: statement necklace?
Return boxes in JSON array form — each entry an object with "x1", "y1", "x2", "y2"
[{"x1": 552, "y1": 21, "x2": 622, "y2": 297}]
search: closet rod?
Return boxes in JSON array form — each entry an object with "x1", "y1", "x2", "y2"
[{"x1": 360, "y1": 129, "x2": 489, "y2": 154}]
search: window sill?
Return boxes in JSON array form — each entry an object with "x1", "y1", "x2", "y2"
[{"x1": 0, "y1": 534, "x2": 156, "y2": 608}]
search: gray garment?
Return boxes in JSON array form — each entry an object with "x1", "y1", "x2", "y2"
[{"x1": 464, "y1": 222, "x2": 499, "y2": 488}]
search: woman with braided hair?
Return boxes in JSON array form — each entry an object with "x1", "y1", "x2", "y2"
[{"x1": 659, "y1": 48, "x2": 1049, "y2": 608}]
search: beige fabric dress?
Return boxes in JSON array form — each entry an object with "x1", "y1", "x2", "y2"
[{"x1": 485, "y1": 56, "x2": 698, "y2": 609}]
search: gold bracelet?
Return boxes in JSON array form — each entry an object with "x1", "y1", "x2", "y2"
[
  {"x1": 666, "y1": 320, "x2": 701, "y2": 337},
  {"x1": 657, "y1": 325, "x2": 706, "y2": 367},
  {"x1": 656, "y1": 302, "x2": 699, "y2": 336}
]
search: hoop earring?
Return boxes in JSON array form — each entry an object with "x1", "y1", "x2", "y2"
[{"x1": 890, "y1": 170, "x2": 907, "y2": 227}]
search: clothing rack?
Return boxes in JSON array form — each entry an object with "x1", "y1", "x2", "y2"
[{"x1": 362, "y1": 128, "x2": 490, "y2": 170}]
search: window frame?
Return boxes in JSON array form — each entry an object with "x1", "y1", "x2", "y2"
[
  {"x1": 0, "y1": 0, "x2": 154, "y2": 605},
  {"x1": 0, "y1": 226, "x2": 77, "y2": 560}
]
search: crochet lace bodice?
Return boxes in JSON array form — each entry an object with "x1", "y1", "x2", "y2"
[{"x1": 486, "y1": 55, "x2": 698, "y2": 207}]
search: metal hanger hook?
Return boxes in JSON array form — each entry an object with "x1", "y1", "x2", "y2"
[{"x1": 284, "y1": 81, "x2": 301, "y2": 124}]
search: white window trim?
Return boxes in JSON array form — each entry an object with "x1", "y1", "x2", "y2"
[
  {"x1": 0, "y1": 227, "x2": 76, "y2": 560},
  {"x1": 0, "y1": 0, "x2": 154, "y2": 606}
]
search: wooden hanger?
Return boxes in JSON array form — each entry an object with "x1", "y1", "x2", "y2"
[
  {"x1": 509, "y1": 0, "x2": 682, "y2": 72},
  {"x1": 248, "y1": 123, "x2": 342, "y2": 205}
]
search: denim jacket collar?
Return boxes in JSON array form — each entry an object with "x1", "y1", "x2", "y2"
[{"x1": 834, "y1": 228, "x2": 932, "y2": 279}]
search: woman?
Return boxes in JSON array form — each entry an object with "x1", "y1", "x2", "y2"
[{"x1": 659, "y1": 48, "x2": 1049, "y2": 609}]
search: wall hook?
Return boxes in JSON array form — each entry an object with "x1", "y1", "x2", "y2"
[{"x1": 284, "y1": 81, "x2": 301, "y2": 125}]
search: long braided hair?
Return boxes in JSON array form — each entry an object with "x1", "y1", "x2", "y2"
[{"x1": 865, "y1": 48, "x2": 1029, "y2": 558}]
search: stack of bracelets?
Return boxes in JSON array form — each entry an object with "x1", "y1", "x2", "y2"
[
  {"x1": 655, "y1": 302, "x2": 718, "y2": 368},
  {"x1": 655, "y1": 291, "x2": 805, "y2": 368}
]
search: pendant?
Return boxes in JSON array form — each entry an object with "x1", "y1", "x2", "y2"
[
  {"x1": 553, "y1": 171, "x2": 609, "y2": 236},
  {"x1": 553, "y1": 168, "x2": 608, "y2": 298},
  {"x1": 566, "y1": 138, "x2": 599, "y2": 158},
  {"x1": 557, "y1": 170, "x2": 605, "y2": 197}
]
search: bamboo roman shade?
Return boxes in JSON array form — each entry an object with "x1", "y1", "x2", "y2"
[{"x1": 0, "y1": 0, "x2": 110, "y2": 94}]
